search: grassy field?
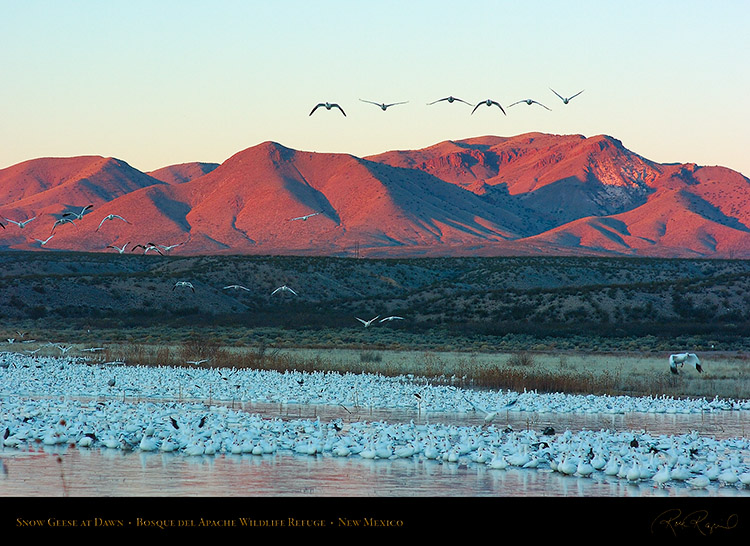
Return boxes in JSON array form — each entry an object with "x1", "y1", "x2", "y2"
[{"x1": 9, "y1": 332, "x2": 748, "y2": 401}]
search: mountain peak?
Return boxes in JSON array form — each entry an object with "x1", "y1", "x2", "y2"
[{"x1": 1, "y1": 133, "x2": 748, "y2": 258}]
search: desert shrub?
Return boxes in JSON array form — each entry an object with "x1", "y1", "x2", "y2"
[{"x1": 507, "y1": 352, "x2": 535, "y2": 367}]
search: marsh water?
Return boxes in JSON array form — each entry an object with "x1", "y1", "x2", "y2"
[{"x1": 1, "y1": 403, "x2": 749, "y2": 498}]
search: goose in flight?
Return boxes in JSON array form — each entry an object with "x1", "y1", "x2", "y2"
[
  {"x1": 471, "y1": 99, "x2": 506, "y2": 115},
  {"x1": 132, "y1": 243, "x2": 164, "y2": 255},
  {"x1": 186, "y1": 359, "x2": 209, "y2": 366},
  {"x1": 427, "y1": 96, "x2": 472, "y2": 106},
  {"x1": 155, "y1": 241, "x2": 186, "y2": 253},
  {"x1": 52, "y1": 217, "x2": 77, "y2": 233},
  {"x1": 224, "y1": 285, "x2": 251, "y2": 291},
  {"x1": 359, "y1": 99, "x2": 408, "y2": 111},
  {"x1": 310, "y1": 102, "x2": 346, "y2": 116},
  {"x1": 379, "y1": 316, "x2": 404, "y2": 322},
  {"x1": 173, "y1": 281, "x2": 195, "y2": 292},
  {"x1": 96, "y1": 214, "x2": 131, "y2": 231},
  {"x1": 550, "y1": 88, "x2": 584, "y2": 104},
  {"x1": 62, "y1": 204, "x2": 93, "y2": 220},
  {"x1": 669, "y1": 353, "x2": 702, "y2": 374},
  {"x1": 355, "y1": 315, "x2": 380, "y2": 328},
  {"x1": 33, "y1": 235, "x2": 54, "y2": 246},
  {"x1": 107, "y1": 242, "x2": 130, "y2": 254},
  {"x1": 4, "y1": 216, "x2": 36, "y2": 228},
  {"x1": 508, "y1": 98, "x2": 551, "y2": 111},
  {"x1": 289, "y1": 211, "x2": 322, "y2": 222},
  {"x1": 271, "y1": 285, "x2": 298, "y2": 296}
]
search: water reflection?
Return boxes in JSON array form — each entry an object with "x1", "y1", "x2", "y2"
[{"x1": 2, "y1": 442, "x2": 749, "y2": 498}]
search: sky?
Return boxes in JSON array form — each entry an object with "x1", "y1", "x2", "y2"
[{"x1": 1, "y1": 0, "x2": 749, "y2": 176}]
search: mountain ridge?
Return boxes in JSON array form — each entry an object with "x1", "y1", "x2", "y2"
[{"x1": 1, "y1": 133, "x2": 748, "y2": 258}]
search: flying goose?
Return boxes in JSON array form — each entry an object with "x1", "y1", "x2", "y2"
[
  {"x1": 290, "y1": 212, "x2": 322, "y2": 222},
  {"x1": 508, "y1": 98, "x2": 551, "y2": 110},
  {"x1": 96, "y1": 214, "x2": 131, "y2": 231},
  {"x1": 550, "y1": 88, "x2": 584, "y2": 104},
  {"x1": 427, "y1": 96, "x2": 472, "y2": 106},
  {"x1": 669, "y1": 353, "x2": 702, "y2": 374},
  {"x1": 52, "y1": 217, "x2": 77, "y2": 233},
  {"x1": 355, "y1": 315, "x2": 380, "y2": 328},
  {"x1": 224, "y1": 285, "x2": 251, "y2": 291},
  {"x1": 62, "y1": 204, "x2": 93, "y2": 220},
  {"x1": 33, "y1": 235, "x2": 54, "y2": 246},
  {"x1": 173, "y1": 281, "x2": 195, "y2": 292},
  {"x1": 310, "y1": 102, "x2": 346, "y2": 116},
  {"x1": 359, "y1": 99, "x2": 408, "y2": 111},
  {"x1": 471, "y1": 99, "x2": 506, "y2": 115},
  {"x1": 271, "y1": 285, "x2": 298, "y2": 296},
  {"x1": 4, "y1": 216, "x2": 36, "y2": 228},
  {"x1": 107, "y1": 242, "x2": 130, "y2": 254}
]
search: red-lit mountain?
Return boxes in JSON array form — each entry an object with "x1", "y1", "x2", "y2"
[{"x1": 1, "y1": 133, "x2": 748, "y2": 258}]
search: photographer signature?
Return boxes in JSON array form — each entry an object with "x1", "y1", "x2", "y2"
[{"x1": 651, "y1": 509, "x2": 738, "y2": 536}]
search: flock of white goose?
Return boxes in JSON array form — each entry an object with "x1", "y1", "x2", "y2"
[{"x1": 1, "y1": 351, "x2": 749, "y2": 492}]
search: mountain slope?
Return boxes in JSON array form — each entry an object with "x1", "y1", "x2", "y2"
[{"x1": 1, "y1": 134, "x2": 748, "y2": 258}]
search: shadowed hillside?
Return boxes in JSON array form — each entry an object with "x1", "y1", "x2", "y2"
[{"x1": 1, "y1": 252, "x2": 748, "y2": 351}]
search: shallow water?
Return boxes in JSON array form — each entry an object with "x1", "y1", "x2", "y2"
[{"x1": 2, "y1": 405, "x2": 749, "y2": 498}]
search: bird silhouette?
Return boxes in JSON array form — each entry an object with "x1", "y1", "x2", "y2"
[
  {"x1": 550, "y1": 88, "x2": 584, "y2": 104},
  {"x1": 427, "y1": 96, "x2": 472, "y2": 106},
  {"x1": 471, "y1": 99, "x2": 506, "y2": 115},
  {"x1": 359, "y1": 99, "x2": 408, "y2": 111},
  {"x1": 310, "y1": 102, "x2": 346, "y2": 116},
  {"x1": 508, "y1": 98, "x2": 551, "y2": 110}
]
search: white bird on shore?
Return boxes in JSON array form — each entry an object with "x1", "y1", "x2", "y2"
[
  {"x1": 224, "y1": 285, "x2": 251, "y2": 291},
  {"x1": 310, "y1": 102, "x2": 346, "y2": 116},
  {"x1": 550, "y1": 88, "x2": 584, "y2": 104},
  {"x1": 107, "y1": 242, "x2": 130, "y2": 254},
  {"x1": 427, "y1": 96, "x2": 472, "y2": 106},
  {"x1": 508, "y1": 98, "x2": 551, "y2": 111},
  {"x1": 669, "y1": 353, "x2": 702, "y2": 374},
  {"x1": 271, "y1": 285, "x2": 298, "y2": 296},
  {"x1": 359, "y1": 99, "x2": 408, "y2": 111},
  {"x1": 289, "y1": 212, "x2": 322, "y2": 222},
  {"x1": 96, "y1": 214, "x2": 131, "y2": 231},
  {"x1": 471, "y1": 99, "x2": 506, "y2": 115},
  {"x1": 33, "y1": 235, "x2": 54, "y2": 246},
  {"x1": 355, "y1": 316, "x2": 380, "y2": 328},
  {"x1": 5, "y1": 216, "x2": 36, "y2": 228},
  {"x1": 173, "y1": 281, "x2": 195, "y2": 292},
  {"x1": 63, "y1": 204, "x2": 93, "y2": 220}
]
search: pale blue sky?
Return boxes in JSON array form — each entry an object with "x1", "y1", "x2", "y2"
[{"x1": 2, "y1": 0, "x2": 748, "y2": 175}]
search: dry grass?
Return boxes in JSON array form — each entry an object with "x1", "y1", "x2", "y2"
[{"x1": 93, "y1": 341, "x2": 750, "y2": 401}]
